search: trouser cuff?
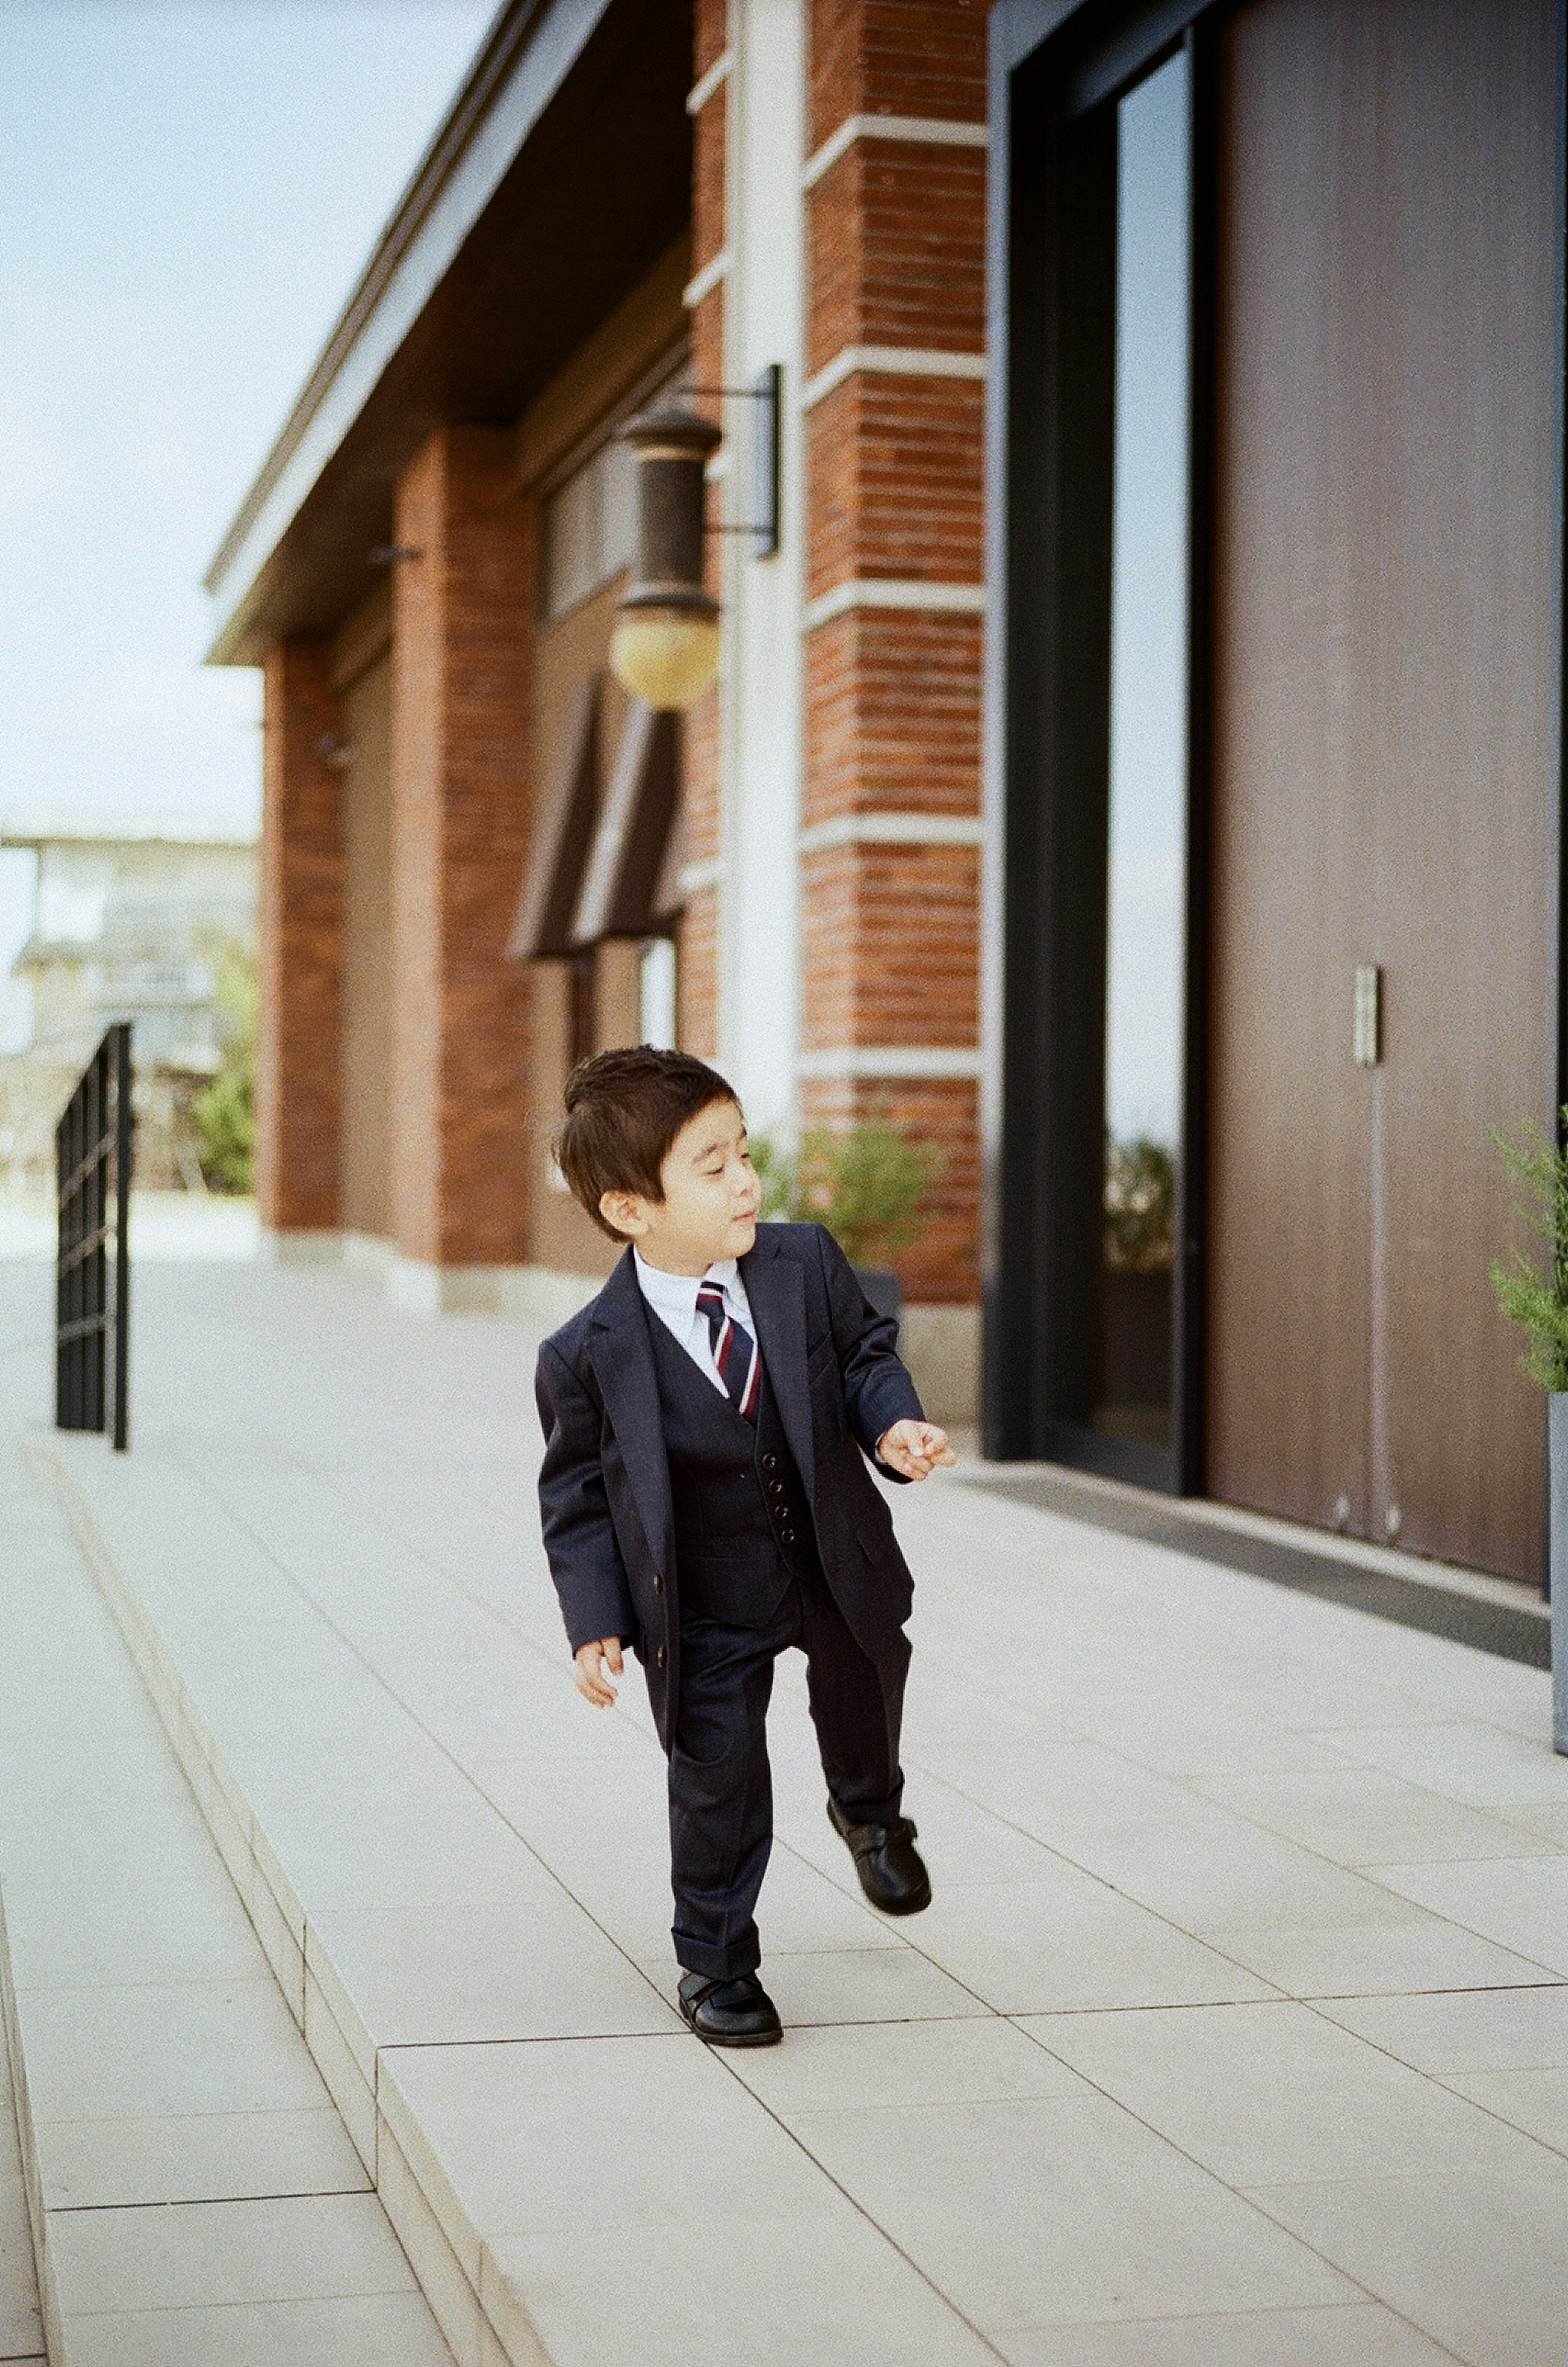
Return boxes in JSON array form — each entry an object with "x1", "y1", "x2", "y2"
[{"x1": 674, "y1": 1929, "x2": 762, "y2": 1982}]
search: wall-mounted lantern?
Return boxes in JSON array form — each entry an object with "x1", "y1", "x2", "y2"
[
  {"x1": 608, "y1": 367, "x2": 782, "y2": 713},
  {"x1": 608, "y1": 404, "x2": 724, "y2": 713}
]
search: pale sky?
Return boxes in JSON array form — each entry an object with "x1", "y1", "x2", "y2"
[{"x1": 0, "y1": 0, "x2": 497, "y2": 853}]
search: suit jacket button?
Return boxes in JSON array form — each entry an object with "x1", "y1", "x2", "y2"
[
  {"x1": 656, "y1": 1645, "x2": 667, "y2": 1669},
  {"x1": 653, "y1": 1574, "x2": 664, "y2": 1594}
]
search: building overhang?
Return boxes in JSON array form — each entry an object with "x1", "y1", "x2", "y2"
[{"x1": 204, "y1": 0, "x2": 692, "y2": 667}]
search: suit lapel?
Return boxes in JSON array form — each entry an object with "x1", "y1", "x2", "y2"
[
  {"x1": 741, "y1": 1233, "x2": 815, "y2": 1501},
  {"x1": 587, "y1": 1251, "x2": 674, "y2": 1581}
]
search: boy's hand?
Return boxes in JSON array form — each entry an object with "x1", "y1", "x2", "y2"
[
  {"x1": 573, "y1": 1636, "x2": 624, "y2": 1707},
  {"x1": 875, "y1": 1419, "x2": 957, "y2": 1481}
]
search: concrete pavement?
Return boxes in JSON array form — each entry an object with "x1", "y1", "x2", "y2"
[{"x1": 3, "y1": 1244, "x2": 1568, "y2": 2363}]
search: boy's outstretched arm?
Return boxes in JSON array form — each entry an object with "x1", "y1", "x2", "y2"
[
  {"x1": 814, "y1": 1226, "x2": 954, "y2": 1481},
  {"x1": 535, "y1": 1342, "x2": 638, "y2": 1676}
]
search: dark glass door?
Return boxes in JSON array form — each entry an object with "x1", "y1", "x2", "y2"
[{"x1": 1095, "y1": 49, "x2": 1192, "y2": 1453}]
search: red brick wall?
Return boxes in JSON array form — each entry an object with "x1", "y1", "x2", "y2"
[
  {"x1": 806, "y1": 140, "x2": 986, "y2": 367},
  {"x1": 804, "y1": 609, "x2": 983, "y2": 828},
  {"x1": 256, "y1": 639, "x2": 343, "y2": 1233},
  {"x1": 808, "y1": 0, "x2": 990, "y2": 147},
  {"x1": 806, "y1": 372, "x2": 984, "y2": 597},
  {"x1": 675, "y1": 0, "x2": 990, "y2": 1304},
  {"x1": 389, "y1": 426, "x2": 535, "y2": 1268},
  {"x1": 801, "y1": 0, "x2": 989, "y2": 1306}
]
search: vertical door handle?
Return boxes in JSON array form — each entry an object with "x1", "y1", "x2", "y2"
[{"x1": 1353, "y1": 965, "x2": 1382, "y2": 1066}]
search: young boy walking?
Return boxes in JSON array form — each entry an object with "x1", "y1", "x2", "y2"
[{"x1": 535, "y1": 1047, "x2": 954, "y2": 2047}]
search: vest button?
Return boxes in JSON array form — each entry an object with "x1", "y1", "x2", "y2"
[
  {"x1": 656, "y1": 1645, "x2": 667, "y2": 1669},
  {"x1": 762, "y1": 1454, "x2": 777, "y2": 1469},
  {"x1": 782, "y1": 1528, "x2": 796, "y2": 1543},
  {"x1": 653, "y1": 1574, "x2": 664, "y2": 1594}
]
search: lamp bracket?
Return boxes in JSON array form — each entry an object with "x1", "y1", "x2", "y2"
[{"x1": 675, "y1": 363, "x2": 780, "y2": 557}]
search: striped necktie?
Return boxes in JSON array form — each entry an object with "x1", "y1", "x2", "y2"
[{"x1": 695, "y1": 1280, "x2": 760, "y2": 1421}]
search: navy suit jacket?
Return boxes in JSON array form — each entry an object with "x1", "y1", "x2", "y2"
[{"x1": 534, "y1": 1222, "x2": 925, "y2": 1750}]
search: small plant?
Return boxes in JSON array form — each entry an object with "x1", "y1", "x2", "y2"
[
  {"x1": 1104, "y1": 1134, "x2": 1175, "y2": 1274},
  {"x1": 190, "y1": 933, "x2": 257, "y2": 1195},
  {"x1": 751, "y1": 1117, "x2": 942, "y2": 1268},
  {"x1": 1489, "y1": 1110, "x2": 1568, "y2": 1391}
]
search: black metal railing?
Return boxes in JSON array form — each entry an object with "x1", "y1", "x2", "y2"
[{"x1": 56, "y1": 1023, "x2": 132, "y2": 1451}]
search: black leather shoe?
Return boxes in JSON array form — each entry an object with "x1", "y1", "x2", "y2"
[
  {"x1": 828, "y1": 1799, "x2": 932, "y2": 1915},
  {"x1": 677, "y1": 1970, "x2": 783, "y2": 2046}
]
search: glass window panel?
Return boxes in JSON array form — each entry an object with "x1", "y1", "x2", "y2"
[
  {"x1": 1095, "y1": 47, "x2": 1191, "y2": 1450},
  {"x1": 543, "y1": 459, "x2": 601, "y2": 620}
]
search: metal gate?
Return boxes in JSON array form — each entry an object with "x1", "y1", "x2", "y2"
[{"x1": 55, "y1": 1023, "x2": 132, "y2": 1451}]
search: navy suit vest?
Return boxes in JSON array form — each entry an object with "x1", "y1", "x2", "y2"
[{"x1": 646, "y1": 1308, "x2": 823, "y2": 1627}]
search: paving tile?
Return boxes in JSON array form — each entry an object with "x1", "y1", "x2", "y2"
[
  {"x1": 1070, "y1": 1709, "x2": 1350, "y2": 1779},
  {"x1": 1437, "y1": 2066, "x2": 1568, "y2": 2157},
  {"x1": 730, "y1": 2014, "x2": 1086, "y2": 2116},
  {"x1": 59, "y1": 2292, "x2": 455, "y2": 2367},
  {"x1": 1189, "y1": 1766, "x2": 1561, "y2": 1866},
  {"x1": 1493, "y1": 1800, "x2": 1568, "y2": 1849},
  {"x1": 993, "y1": 2302, "x2": 1459, "y2": 2365},
  {"x1": 381, "y1": 2032, "x2": 837, "y2": 2240},
  {"x1": 307, "y1": 1899, "x2": 677, "y2": 2053},
  {"x1": 255, "y1": 1797, "x2": 557, "y2": 1916},
  {"x1": 906, "y1": 1868, "x2": 1278, "y2": 2015},
  {"x1": 3, "y1": 1876, "x2": 260, "y2": 1991},
  {"x1": 0, "y1": 2036, "x2": 44, "y2": 2364},
  {"x1": 1196, "y1": 1909, "x2": 1557, "y2": 1998},
  {"x1": 16, "y1": 1978, "x2": 329, "y2": 2122},
  {"x1": 489, "y1": 2210, "x2": 1002, "y2": 2367},
  {"x1": 40, "y1": 2103, "x2": 368, "y2": 2209},
  {"x1": 1316, "y1": 1983, "x2": 1568, "y2": 2073},
  {"x1": 47, "y1": 2190, "x2": 419, "y2": 2314},
  {"x1": 780, "y1": 2093, "x2": 1356, "y2": 2334},
  {"x1": 1320, "y1": 1722, "x2": 1568, "y2": 1808},
  {"x1": 1244, "y1": 2156, "x2": 1568, "y2": 2367},
  {"x1": 638, "y1": 1943, "x2": 991, "y2": 2024},
  {"x1": 1019, "y1": 1999, "x2": 1547, "y2": 2185},
  {"x1": 1368, "y1": 1858, "x2": 1568, "y2": 1978}
]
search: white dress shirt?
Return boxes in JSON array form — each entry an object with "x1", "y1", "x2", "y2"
[{"x1": 633, "y1": 1253, "x2": 757, "y2": 1399}]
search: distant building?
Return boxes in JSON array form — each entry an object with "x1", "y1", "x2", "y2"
[{"x1": 0, "y1": 827, "x2": 256, "y2": 1193}]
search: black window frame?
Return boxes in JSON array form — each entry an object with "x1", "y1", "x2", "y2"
[{"x1": 983, "y1": 0, "x2": 1218, "y2": 1491}]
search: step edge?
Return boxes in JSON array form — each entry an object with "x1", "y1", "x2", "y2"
[
  {"x1": 30, "y1": 1429, "x2": 555, "y2": 2367},
  {"x1": 0, "y1": 1881, "x2": 60, "y2": 2365}
]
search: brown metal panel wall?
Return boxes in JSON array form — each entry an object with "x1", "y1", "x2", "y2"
[{"x1": 1206, "y1": 0, "x2": 1555, "y2": 1579}]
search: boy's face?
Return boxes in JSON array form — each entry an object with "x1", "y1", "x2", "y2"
[{"x1": 600, "y1": 1097, "x2": 761, "y2": 1274}]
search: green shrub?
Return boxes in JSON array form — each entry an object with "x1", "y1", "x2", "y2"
[
  {"x1": 751, "y1": 1117, "x2": 942, "y2": 1268},
  {"x1": 1489, "y1": 1111, "x2": 1568, "y2": 1392},
  {"x1": 190, "y1": 934, "x2": 256, "y2": 1195},
  {"x1": 1105, "y1": 1134, "x2": 1176, "y2": 1275}
]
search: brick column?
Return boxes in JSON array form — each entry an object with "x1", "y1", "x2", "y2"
[
  {"x1": 256, "y1": 639, "x2": 343, "y2": 1236},
  {"x1": 389, "y1": 425, "x2": 534, "y2": 1274},
  {"x1": 800, "y1": 0, "x2": 989, "y2": 1306}
]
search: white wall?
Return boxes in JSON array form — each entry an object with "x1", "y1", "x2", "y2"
[{"x1": 717, "y1": 0, "x2": 806, "y2": 1137}]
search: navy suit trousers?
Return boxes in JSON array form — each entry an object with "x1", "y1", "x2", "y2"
[{"x1": 668, "y1": 1569, "x2": 908, "y2": 1981}]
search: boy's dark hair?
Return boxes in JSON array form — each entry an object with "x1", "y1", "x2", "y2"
[{"x1": 556, "y1": 1046, "x2": 741, "y2": 1240}]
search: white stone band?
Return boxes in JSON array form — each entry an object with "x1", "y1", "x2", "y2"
[
  {"x1": 802, "y1": 344, "x2": 987, "y2": 412},
  {"x1": 796, "y1": 1046, "x2": 981, "y2": 1080},
  {"x1": 686, "y1": 51, "x2": 731, "y2": 115},
  {"x1": 802, "y1": 578, "x2": 987, "y2": 633},
  {"x1": 803, "y1": 113, "x2": 989, "y2": 193},
  {"x1": 798, "y1": 812, "x2": 984, "y2": 853}
]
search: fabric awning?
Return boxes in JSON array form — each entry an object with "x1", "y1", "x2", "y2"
[
  {"x1": 506, "y1": 675, "x2": 601, "y2": 960},
  {"x1": 571, "y1": 697, "x2": 680, "y2": 942}
]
